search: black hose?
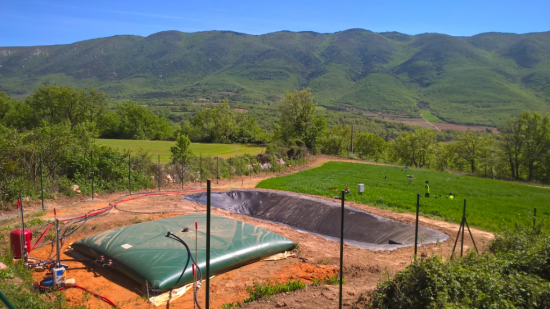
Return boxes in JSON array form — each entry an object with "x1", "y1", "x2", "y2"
[{"x1": 166, "y1": 232, "x2": 203, "y2": 309}]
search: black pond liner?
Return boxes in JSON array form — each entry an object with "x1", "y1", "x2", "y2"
[{"x1": 185, "y1": 190, "x2": 449, "y2": 251}]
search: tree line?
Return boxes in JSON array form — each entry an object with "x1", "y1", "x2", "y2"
[
  {"x1": 1, "y1": 85, "x2": 549, "y2": 206},
  {"x1": 0, "y1": 86, "x2": 265, "y2": 144},
  {"x1": 265, "y1": 88, "x2": 550, "y2": 184}
]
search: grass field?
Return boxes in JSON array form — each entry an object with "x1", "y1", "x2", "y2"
[
  {"x1": 422, "y1": 110, "x2": 444, "y2": 123},
  {"x1": 256, "y1": 161, "x2": 549, "y2": 232},
  {"x1": 96, "y1": 139, "x2": 266, "y2": 163}
]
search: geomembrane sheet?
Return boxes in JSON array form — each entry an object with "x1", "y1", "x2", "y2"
[
  {"x1": 185, "y1": 190, "x2": 449, "y2": 250},
  {"x1": 71, "y1": 214, "x2": 295, "y2": 292}
]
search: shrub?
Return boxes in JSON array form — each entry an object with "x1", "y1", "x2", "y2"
[{"x1": 367, "y1": 223, "x2": 550, "y2": 309}]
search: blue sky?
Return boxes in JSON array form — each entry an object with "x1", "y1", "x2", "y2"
[{"x1": 1, "y1": 0, "x2": 549, "y2": 46}]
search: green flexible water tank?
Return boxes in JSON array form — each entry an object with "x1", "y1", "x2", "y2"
[{"x1": 71, "y1": 214, "x2": 295, "y2": 292}]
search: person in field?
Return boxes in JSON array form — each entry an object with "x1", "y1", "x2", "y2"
[{"x1": 425, "y1": 180, "x2": 430, "y2": 198}]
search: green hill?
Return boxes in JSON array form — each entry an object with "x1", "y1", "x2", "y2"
[{"x1": 1, "y1": 29, "x2": 550, "y2": 126}]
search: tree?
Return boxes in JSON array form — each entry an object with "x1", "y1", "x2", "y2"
[
  {"x1": 27, "y1": 85, "x2": 108, "y2": 128},
  {"x1": 0, "y1": 92, "x2": 12, "y2": 121},
  {"x1": 498, "y1": 115, "x2": 526, "y2": 180},
  {"x1": 192, "y1": 100, "x2": 236, "y2": 143},
  {"x1": 101, "y1": 100, "x2": 173, "y2": 140},
  {"x1": 191, "y1": 99, "x2": 264, "y2": 143},
  {"x1": 392, "y1": 128, "x2": 436, "y2": 168},
  {"x1": 431, "y1": 142, "x2": 458, "y2": 171},
  {"x1": 522, "y1": 111, "x2": 550, "y2": 181},
  {"x1": 277, "y1": 88, "x2": 324, "y2": 149},
  {"x1": 170, "y1": 134, "x2": 195, "y2": 164},
  {"x1": 319, "y1": 125, "x2": 350, "y2": 155},
  {"x1": 456, "y1": 130, "x2": 493, "y2": 174},
  {"x1": 355, "y1": 132, "x2": 387, "y2": 161}
]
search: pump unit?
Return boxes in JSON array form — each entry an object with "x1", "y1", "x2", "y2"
[{"x1": 358, "y1": 184, "x2": 365, "y2": 195}]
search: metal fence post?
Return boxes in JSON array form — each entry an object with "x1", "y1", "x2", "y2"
[
  {"x1": 339, "y1": 190, "x2": 345, "y2": 309},
  {"x1": 206, "y1": 179, "x2": 211, "y2": 309},
  {"x1": 91, "y1": 150, "x2": 94, "y2": 200},
  {"x1": 185, "y1": 155, "x2": 188, "y2": 189},
  {"x1": 40, "y1": 153, "x2": 44, "y2": 210},
  {"x1": 158, "y1": 155, "x2": 161, "y2": 191},
  {"x1": 461, "y1": 199, "x2": 466, "y2": 257},
  {"x1": 128, "y1": 154, "x2": 131, "y2": 194},
  {"x1": 414, "y1": 193, "x2": 420, "y2": 259}
]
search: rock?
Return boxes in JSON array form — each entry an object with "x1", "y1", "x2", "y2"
[
  {"x1": 23, "y1": 197, "x2": 31, "y2": 202},
  {"x1": 275, "y1": 302, "x2": 287, "y2": 307},
  {"x1": 93, "y1": 193, "x2": 99, "y2": 197},
  {"x1": 0, "y1": 262, "x2": 7, "y2": 270},
  {"x1": 71, "y1": 184, "x2": 79, "y2": 192},
  {"x1": 76, "y1": 189, "x2": 81, "y2": 194},
  {"x1": 52, "y1": 195, "x2": 57, "y2": 200},
  {"x1": 347, "y1": 291, "x2": 355, "y2": 296}
]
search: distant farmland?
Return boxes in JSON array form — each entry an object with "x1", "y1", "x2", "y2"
[{"x1": 96, "y1": 139, "x2": 266, "y2": 163}]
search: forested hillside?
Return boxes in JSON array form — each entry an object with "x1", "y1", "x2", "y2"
[{"x1": 1, "y1": 29, "x2": 550, "y2": 126}]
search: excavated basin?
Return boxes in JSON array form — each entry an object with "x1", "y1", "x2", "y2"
[{"x1": 185, "y1": 190, "x2": 449, "y2": 250}]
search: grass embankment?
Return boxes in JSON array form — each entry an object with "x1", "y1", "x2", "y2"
[
  {"x1": 422, "y1": 110, "x2": 444, "y2": 123},
  {"x1": 256, "y1": 161, "x2": 548, "y2": 232},
  {"x1": 96, "y1": 139, "x2": 266, "y2": 163}
]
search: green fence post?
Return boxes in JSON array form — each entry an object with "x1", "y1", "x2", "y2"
[{"x1": 0, "y1": 290, "x2": 16, "y2": 309}]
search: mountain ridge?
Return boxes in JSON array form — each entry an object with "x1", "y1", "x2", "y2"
[{"x1": 1, "y1": 29, "x2": 550, "y2": 126}]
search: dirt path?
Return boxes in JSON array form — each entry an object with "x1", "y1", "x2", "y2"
[{"x1": 2, "y1": 156, "x2": 494, "y2": 309}]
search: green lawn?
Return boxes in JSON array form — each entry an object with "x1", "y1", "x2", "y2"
[
  {"x1": 256, "y1": 161, "x2": 548, "y2": 232},
  {"x1": 422, "y1": 110, "x2": 444, "y2": 123},
  {"x1": 96, "y1": 139, "x2": 265, "y2": 163}
]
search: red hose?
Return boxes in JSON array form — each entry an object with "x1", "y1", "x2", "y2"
[
  {"x1": 31, "y1": 189, "x2": 208, "y2": 252},
  {"x1": 34, "y1": 284, "x2": 118, "y2": 308},
  {"x1": 70, "y1": 285, "x2": 118, "y2": 308},
  {"x1": 31, "y1": 222, "x2": 53, "y2": 251}
]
